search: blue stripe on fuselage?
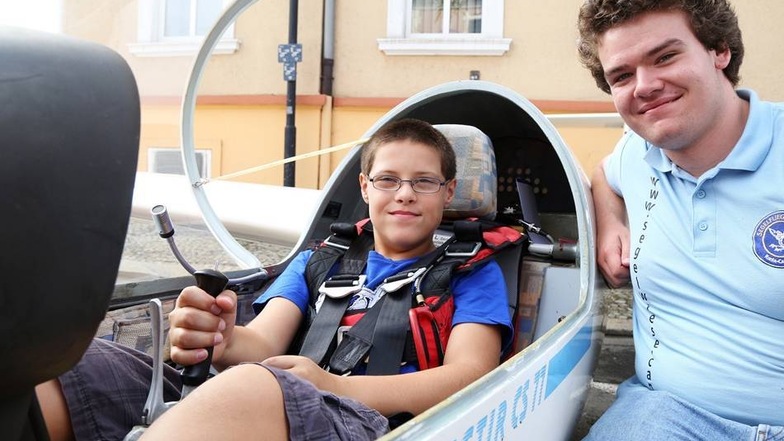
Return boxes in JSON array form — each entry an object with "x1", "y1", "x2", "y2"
[{"x1": 545, "y1": 325, "x2": 593, "y2": 398}]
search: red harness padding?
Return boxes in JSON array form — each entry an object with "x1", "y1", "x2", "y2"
[
  {"x1": 457, "y1": 223, "x2": 525, "y2": 271},
  {"x1": 409, "y1": 293, "x2": 455, "y2": 371},
  {"x1": 409, "y1": 222, "x2": 524, "y2": 371}
]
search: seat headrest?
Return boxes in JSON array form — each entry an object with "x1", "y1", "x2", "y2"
[
  {"x1": 0, "y1": 28, "x2": 139, "y2": 397},
  {"x1": 435, "y1": 124, "x2": 497, "y2": 221}
]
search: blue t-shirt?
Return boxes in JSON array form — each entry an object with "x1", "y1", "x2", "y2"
[
  {"x1": 604, "y1": 89, "x2": 784, "y2": 426},
  {"x1": 253, "y1": 248, "x2": 513, "y2": 372}
]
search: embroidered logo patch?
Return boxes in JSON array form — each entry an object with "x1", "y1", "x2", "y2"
[{"x1": 753, "y1": 210, "x2": 784, "y2": 268}]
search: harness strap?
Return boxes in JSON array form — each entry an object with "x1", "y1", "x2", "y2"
[
  {"x1": 365, "y1": 285, "x2": 414, "y2": 375},
  {"x1": 328, "y1": 241, "x2": 454, "y2": 375},
  {"x1": 417, "y1": 256, "x2": 463, "y2": 296},
  {"x1": 299, "y1": 226, "x2": 374, "y2": 365},
  {"x1": 416, "y1": 220, "x2": 485, "y2": 295},
  {"x1": 327, "y1": 291, "x2": 384, "y2": 374}
]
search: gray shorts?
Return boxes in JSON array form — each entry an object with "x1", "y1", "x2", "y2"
[
  {"x1": 58, "y1": 339, "x2": 389, "y2": 440},
  {"x1": 58, "y1": 338, "x2": 183, "y2": 441},
  {"x1": 260, "y1": 364, "x2": 390, "y2": 440}
]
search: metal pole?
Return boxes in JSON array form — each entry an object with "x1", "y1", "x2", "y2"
[{"x1": 283, "y1": 0, "x2": 299, "y2": 187}]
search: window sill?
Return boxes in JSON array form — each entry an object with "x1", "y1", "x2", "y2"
[
  {"x1": 377, "y1": 38, "x2": 511, "y2": 56},
  {"x1": 128, "y1": 38, "x2": 240, "y2": 57}
]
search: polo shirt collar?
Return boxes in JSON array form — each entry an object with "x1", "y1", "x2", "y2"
[
  {"x1": 725, "y1": 89, "x2": 772, "y2": 172},
  {"x1": 642, "y1": 89, "x2": 772, "y2": 175}
]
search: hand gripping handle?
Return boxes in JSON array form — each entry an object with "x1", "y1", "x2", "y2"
[{"x1": 180, "y1": 269, "x2": 229, "y2": 388}]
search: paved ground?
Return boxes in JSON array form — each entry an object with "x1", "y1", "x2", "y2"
[{"x1": 118, "y1": 217, "x2": 292, "y2": 283}]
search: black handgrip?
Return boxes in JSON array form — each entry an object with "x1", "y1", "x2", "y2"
[{"x1": 180, "y1": 269, "x2": 229, "y2": 387}]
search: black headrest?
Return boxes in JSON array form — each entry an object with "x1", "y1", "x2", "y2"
[{"x1": 0, "y1": 28, "x2": 139, "y2": 397}]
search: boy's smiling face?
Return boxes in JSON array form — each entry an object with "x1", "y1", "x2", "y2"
[{"x1": 359, "y1": 140, "x2": 455, "y2": 260}]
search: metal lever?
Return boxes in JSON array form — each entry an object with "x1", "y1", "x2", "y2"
[
  {"x1": 151, "y1": 205, "x2": 197, "y2": 275},
  {"x1": 142, "y1": 298, "x2": 175, "y2": 424},
  {"x1": 124, "y1": 271, "x2": 229, "y2": 439},
  {"x1": 123, "y1": 298, "x2": 176, "y2": 440}
]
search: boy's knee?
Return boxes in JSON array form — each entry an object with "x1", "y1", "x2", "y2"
[{"x1": 194, "y1": 363, "x2": 282, "y2": 410}]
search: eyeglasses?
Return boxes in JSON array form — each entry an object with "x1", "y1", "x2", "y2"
[{"x1": 368, "y1": 175, "x2": 447, "y2": 194}]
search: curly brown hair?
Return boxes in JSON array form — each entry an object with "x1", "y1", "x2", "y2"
[{"x1": 577, "y1": 0, "x2": 744, "y2": 94}]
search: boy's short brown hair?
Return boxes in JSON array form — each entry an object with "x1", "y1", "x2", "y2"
[
  {"x1": 577, "y1": 0, "x2": 744, "y2": 94},
  {"x1": 360, "y1": 119, "x2": 457, "y2": 181}
]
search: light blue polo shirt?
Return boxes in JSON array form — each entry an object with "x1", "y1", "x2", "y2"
[{"x1": 604, "y1": 89, "x2": 784, "y2": 426}]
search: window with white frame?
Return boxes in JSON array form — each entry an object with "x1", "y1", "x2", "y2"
[
  {"x1": 149, "y1": 148, "x2": 211, "y2": 178},
  {"x1": 129, "y1": 0, "x2": 239, "y2": 57},
  {"x1": 378, "y1": 0, "x2": 511, "y2": 56}
]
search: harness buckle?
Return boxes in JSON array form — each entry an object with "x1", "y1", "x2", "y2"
[
  {"x1": 380, "y1": 267, "x2": 427, "y2": 293},
  {"x1": 444, "y1": 241, "x2": 482, "y2": 257},
  {"x1": 322, "y1": 235, "x2": 352, "y2": 251},
  {"x1": 319, "y1": 274, "x2": 367, "y2": 299}
]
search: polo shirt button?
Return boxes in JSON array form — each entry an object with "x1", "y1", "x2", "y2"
[
  {"x1": 699, "y1": 222, "x2": 708, "y2": 231},
  {"x1": 696, "y1": 190, "x2": 706, "y2": 199}
]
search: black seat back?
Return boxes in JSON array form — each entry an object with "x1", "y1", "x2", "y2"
[{"x1": 0, "y1": 27, "x2": 139, "y2": 439}]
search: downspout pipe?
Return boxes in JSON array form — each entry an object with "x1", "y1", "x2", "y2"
[{"x1": 320, "y1": 0, "x2": 335, "y2": 96}]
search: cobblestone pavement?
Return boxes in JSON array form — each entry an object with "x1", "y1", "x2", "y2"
[
  {"x1": 119, "y1": 217, "x2": 292, "y2": 283},
  {"x1": 603, "y1": 286, "x2": 633, "y2": 334},
  {"x1": 603, "y1": 287, "x2": 632, "y2": 322}
]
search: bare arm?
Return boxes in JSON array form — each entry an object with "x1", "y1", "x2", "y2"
[
  {"x1": 218, "y1": 298, "x2": 302, "y2": 369},
  {"x1": 263, "y1": 322, "x2": 502, "y2": 417},
  {"x1": 592, "y1": 158, "x2": 631, "y2": 288}
]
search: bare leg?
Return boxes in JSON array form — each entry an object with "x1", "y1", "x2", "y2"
[
  {"x1": 140, "y1": 364, "x2": 288, "y2": 441},
  {"x1": 35, "y1": 379, "x2": 75, "y2": 441}
]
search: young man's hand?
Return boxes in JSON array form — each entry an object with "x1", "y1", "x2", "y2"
[{"x1": 596, "y1": 223, "x2": 631, "y2": 288}]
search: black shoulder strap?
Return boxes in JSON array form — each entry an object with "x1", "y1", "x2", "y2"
[
  {"x1": 304, "y1": 222, "x2": 359, "y2": 296},
  {"x1": 418, "y1": 219, "x2": 485, "y2": 295},
  {"x1": 298, "y1": 223, "x2": 374, "y2": 365}
]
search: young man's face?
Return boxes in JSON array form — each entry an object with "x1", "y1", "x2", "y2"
[
  {"x1": 359, "y1": 140, "x2": 455, "y2": 260},
  {"x1": 597, "y1": 10, "x2": 732, "y2": 151}
]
